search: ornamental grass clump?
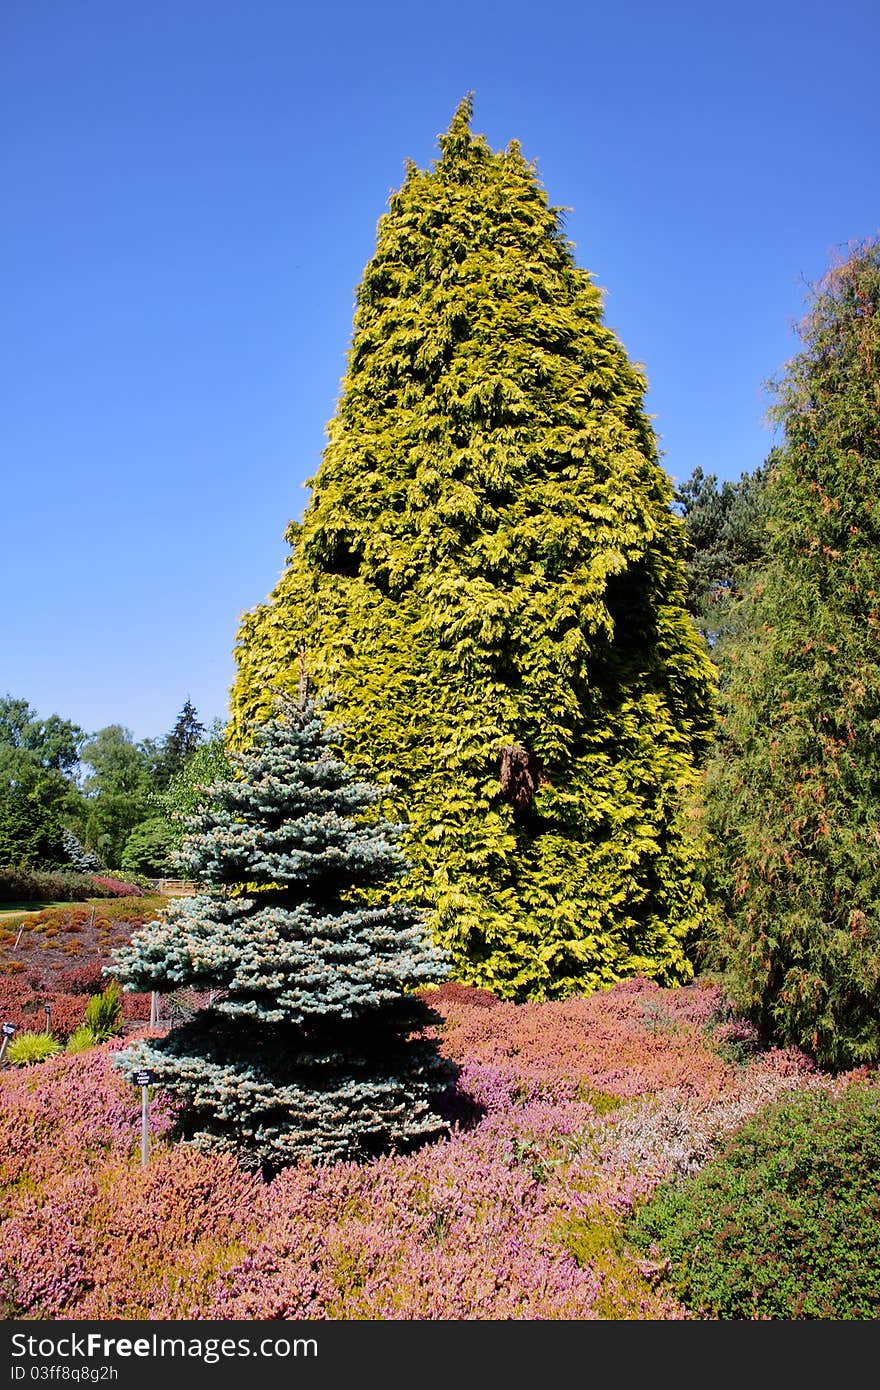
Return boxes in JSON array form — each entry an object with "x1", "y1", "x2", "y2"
[
  {"x1": 65, "y1": 1025, "x2": 97, "y2": 1054},
  {"x1": 112, "y1": 690, "x2": 453, "y2": 1176},
  {"x1": 5, "y1": 1031, "x2": 61, "y2": 1066}
]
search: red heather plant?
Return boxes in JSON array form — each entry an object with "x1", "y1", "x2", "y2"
[
  {"x1": 429, "y1": 977, "x2": 738, "y2": 1100},
  {"x1": 203, "y1": 1124, "x2": 674, "y2": 1321},
  {"x1": 0, "y1": 976, "x2": 149, "y2": 1042},
  {"x1": 89, "y1": 877, "x2": 144, "y2": 898},
  {"x1": 0, "y1": 1011, "x2": 681, "y2": 1319},
  {"x1": 0, "y1": 988, "x2": 88, "y2": 1042},
  {"x1": 23, "y1": 900, "x2": 161, "y2": 936},
  {"x1": 2, "y1": 1149, "x2": 266, "y2": 1320},
  {"x1": 586, "y1": 1053, "x2": 832, "y2": 1183},
  {"x1": 58, "y1": 961, "x2": 111, "y2": 995},
  {"x1": 0, "y1": 1046, "x2": 174, "y2": 1189}
]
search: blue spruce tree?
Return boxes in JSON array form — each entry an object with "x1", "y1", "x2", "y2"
[{"x1": 112, "y1": 677, "x2": 452, "y2": 1175}]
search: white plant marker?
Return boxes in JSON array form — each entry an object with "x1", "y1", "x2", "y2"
[{"x1": 0, "y1": 1022, "x2": 16, "y2": 1064}]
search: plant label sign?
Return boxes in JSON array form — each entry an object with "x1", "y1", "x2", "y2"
[
  {"x1": 135, "y1": 1069, "x2": 154, "y2": 1087},
  {"x1": 1, "y1": 1023, "x2": 16, "y2": 1037}
]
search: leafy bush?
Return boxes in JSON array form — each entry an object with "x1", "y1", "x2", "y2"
[
  {"x1": 6, "y1": 1032, "x2": 62, "y2": 1066},
  {"x1": 0, "y1": 866, "x2": 102, "y2": 904},
  {"x1": 119, "y1": 819, "x2": 177, "y2": 878},
  {"x1": 65, "y1": 1025, "x2": 98, "y2": 1054},
  {"x1": 626, "y1": 1081, "x2": 880, "y2": 1318},
  {"x1": 85, "y1": 982, "x2": 123, "y2": 1042}
]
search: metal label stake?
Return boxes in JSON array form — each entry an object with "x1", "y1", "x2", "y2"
[{"x1": 135, "y1": 1069, "x2": 154, "y2": 1166}]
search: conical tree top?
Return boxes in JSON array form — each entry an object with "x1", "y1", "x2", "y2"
[{"x1": 436, "y1": 92, "x2": 476, "y2": 161}]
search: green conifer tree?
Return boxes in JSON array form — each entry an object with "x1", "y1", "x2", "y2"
[
  {"x1": 706, "y1": 239, "x2": 880, "y2": 1067},
  {"x1": 231, "y1": 97, "x2": 717, "y2": 1000},
  {"x1": 112, "y1": 686, "x2": 452, "y2": 1175},
  {"x1": 154, "y1": 699, "x2": 206, "y2": 789},
  {"x1": 674, "y1": 462, "x2": 769, "y2": 649}
]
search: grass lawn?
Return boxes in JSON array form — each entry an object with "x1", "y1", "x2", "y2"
[{"x1": 0, "y1": 900, "x2": 86, "y2": 918}]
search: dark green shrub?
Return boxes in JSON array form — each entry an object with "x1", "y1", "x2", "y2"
[
  {"x1": 627, "y1": 1081, "x2": 880, "y2": 1319},
  {"x1": 119, "y1": 818, "x2": 177, "y2": 877},
  {"x1": 0, "y1": 865, "x2": 101, "y2": 904}
]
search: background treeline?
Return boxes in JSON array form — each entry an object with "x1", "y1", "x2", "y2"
[{"x1": 0, "y1": 694, "x2": 230, "y2": 882}]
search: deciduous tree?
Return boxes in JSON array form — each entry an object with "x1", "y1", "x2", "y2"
[{"x1": 0, "y1": 695, "x2": 85, "y2": 867}]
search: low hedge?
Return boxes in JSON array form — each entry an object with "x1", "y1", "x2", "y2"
[
  {"x1": 0, "y1": 866, "x2": 143, "y2": 904},
  {"x1": 626, "y1": 1080, "x2": 880, "y2": 1319}
]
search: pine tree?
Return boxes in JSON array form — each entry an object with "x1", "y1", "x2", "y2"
[
  {"x1": 61, "y1": 828, "x2": 102, "y2": 873},
  {"x1": 674, "y1": 462, "x2": 769, "y2": 649},
  {"x1": 706, "y1": 239, "x2": 880, "y2": 1067},
  {"x1": 112, "y1": 686, "x2": 452, "y2": 1175},
  {"x1": 155, "y1": 699, "x2": 206, "y2": 789},
  {"x1": 231, "y1": 97, "x2": 717, "y2": 1001}
]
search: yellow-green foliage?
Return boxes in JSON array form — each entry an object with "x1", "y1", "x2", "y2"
[
  {"x1": 6, "y1": 1032, "x2": 62, "y2": 1066},
  {"x1": 65, "y1": 1025, "x2": 98, "y2": 1055},
  {"x1": 85, "y1": 982, "x2": 123, "y2": 1042},
  {"x1": 231, "y1": 97, "x2": 717, "y2": 1000}
]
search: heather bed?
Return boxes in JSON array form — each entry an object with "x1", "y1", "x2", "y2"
[{"x1": 0, "y1": 976, "x2": 863, "y2": 1321}]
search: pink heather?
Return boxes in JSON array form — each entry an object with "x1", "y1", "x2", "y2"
[{"x1": 0, "y1": 977, "x2": 865, "y2": 1320}]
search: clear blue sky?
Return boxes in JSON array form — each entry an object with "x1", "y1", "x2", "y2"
[{"x1": 2, "y1": 0, "x2": 877, "y2": 745}]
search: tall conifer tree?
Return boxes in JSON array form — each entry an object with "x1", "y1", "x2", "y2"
[
  {"x1": 113, "y1": 688, "x2": 451, "y2": 1174},
  {"x1": 706, "y1": 239, "x2": 880, "y2": 1067},
  {"x1": 231, "y1": 98, "x2": 717, "y2": 1000}
]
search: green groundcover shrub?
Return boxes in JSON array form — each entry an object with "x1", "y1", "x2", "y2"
[{"x1": 626, "y1": 1081, "x2": 880, "y2": 1319}]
